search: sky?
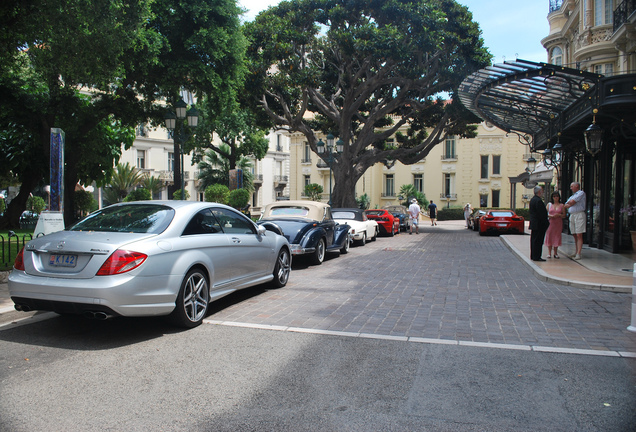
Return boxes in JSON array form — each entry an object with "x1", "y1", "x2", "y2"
[{"x1": 237, "y1": 0, "x2": 550, "y2": 64}]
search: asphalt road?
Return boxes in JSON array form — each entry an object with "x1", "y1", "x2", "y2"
[{"x1": 1, "y1": 223, "x2": 635, "y2": 431}]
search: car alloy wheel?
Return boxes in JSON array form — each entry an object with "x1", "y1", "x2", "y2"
[
  {"x1": 310, "y1": 238, "x2": 326, "y2": 265},
  {"x1": 170, "y1": 268, "x2": 209, "y2": 328},
  {"x1": 271, "y1": 248, "x2": 291, "y2": 288}
]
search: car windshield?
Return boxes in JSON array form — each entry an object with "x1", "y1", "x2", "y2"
[
  {"x1": 490, "y1": 211, "x2": 514, "y2": 217},
  {"x1": 269, "y1": 206, "x2": 310, "y2": 217},
  {"x1": 332, "y1": 211, "x2": 356, "y2": 220},
  {"x1": 70, "y1": 204, "x2": 175, "y2": 234}
]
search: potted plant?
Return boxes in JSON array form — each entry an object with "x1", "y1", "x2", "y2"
[{"x1": 619, "y1": 204, "x2": 636, "y2": 250}]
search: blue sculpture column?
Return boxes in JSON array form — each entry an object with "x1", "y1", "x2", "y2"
[{"x1": 50, "y1": 128, "x2": 65, "y2": 212}]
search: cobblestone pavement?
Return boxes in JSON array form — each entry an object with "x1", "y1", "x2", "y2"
[{"x1": 207, "y1": 223, "x2": 636, "y2": 354}]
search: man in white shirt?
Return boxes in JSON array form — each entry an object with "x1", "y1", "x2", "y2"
[
  {"x1": 564, "y1": 182, "x2": 586, "y2": 260},
  {"x1": 408, "y1": 198, "x2": 421, "y2": 235}
]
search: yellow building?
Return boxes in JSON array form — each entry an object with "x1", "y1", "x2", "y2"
[{"x1": 289, "y1": 122, "x2": 537, "y2": 210}]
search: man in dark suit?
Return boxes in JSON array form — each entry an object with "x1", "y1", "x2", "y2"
[{"x1": 529, "y1": 185, "x2": 549, "y2": 261}]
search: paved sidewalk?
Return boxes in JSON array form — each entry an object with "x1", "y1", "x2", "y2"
[{"x1": 502, "y1": 221, "x2": 634, "y2": 293}]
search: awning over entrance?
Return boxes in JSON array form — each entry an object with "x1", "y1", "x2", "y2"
[{"x1": 458, "y1": 59, "x2": 601, "y2": 145}]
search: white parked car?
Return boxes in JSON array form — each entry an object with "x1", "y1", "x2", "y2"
[
  {"x1": 9, "y1": 201, "x2": 291, "y2": 328},
  {"x1": 332, "y1": 208, "x2": 378, "y2": 246}
]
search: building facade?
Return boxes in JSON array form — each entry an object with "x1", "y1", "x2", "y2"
[
  {"x1": 459, "y1": 0, "x2": 636, "y2": 253},
  {"x1": 288, "y1": 122, "x2": 535, "y2": 211}
]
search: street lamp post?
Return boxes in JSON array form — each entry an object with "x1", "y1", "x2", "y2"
[
  {"x1": 316, "y1": 134, "x2": 343, "y2": 205},
  {"x1": 164, "y1": 99, "x2": 199, "y2": 200}
]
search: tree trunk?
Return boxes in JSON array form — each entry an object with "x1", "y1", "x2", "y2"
[
  {"x1": 0, "y1": 174, "x2": 41, "y2": 229},
  {"x1": 330, "y1": 163, "x2": 362, "y2": 208}
]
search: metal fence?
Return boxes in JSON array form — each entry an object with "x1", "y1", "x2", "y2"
[{"x1": 1, "y1": 233, "x2": 32, "y2": 269}]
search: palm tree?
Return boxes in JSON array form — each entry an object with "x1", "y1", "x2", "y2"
[
  {"x1": 103, "y1": 163, "x2": 144, "y2": 205},
  {"x1": 141, "y1": 175, "x2": 164, "y2": 199},
  {"x1": 197, "y1": 145, "x2": 254, "y2": 192}
]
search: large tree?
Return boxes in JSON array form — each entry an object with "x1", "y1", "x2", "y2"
[
  {"x1": 0, "y1": 0, "x2": 245, "y2": 228},
  {"x1": 245, "y1": 0, "x2": 491, "y2": 207},
  {"x1": 192, "y1": 90, "x2": 269, "y2": 178}
]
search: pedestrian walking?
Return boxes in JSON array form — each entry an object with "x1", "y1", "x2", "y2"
[
  {"x1": 564, "y1": 181, "x2": 586, "y2": 260},
  {"x1": 529, "y1": 185, "x2": 549, "y2": 261},
  {"x1": 545, "y1": 191, "x2": 565, "y2": 259},
  {"x1": 408, "y1": 198, "x2": 421, "y2": 234},
  {"x1": 428, "y1": 200, "x2": 438, "y2": 226},
  {"x1": 464, "y1": 203, "x2": 472, "y2": 228}
]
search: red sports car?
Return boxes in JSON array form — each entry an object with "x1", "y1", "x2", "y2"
[
  {"x1": 479, "y1": 210, "x2": 525, "y2": 236},
  {"x1": 364, "y1": 209, "x2": 400, "y2": 236}
]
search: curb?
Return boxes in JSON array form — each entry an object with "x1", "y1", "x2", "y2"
[{"x1": 500, "y1": 236, "x2": 632, "y2": 293}]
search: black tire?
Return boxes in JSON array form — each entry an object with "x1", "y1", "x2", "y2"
[
  {"x1": 356, "y1": 233, "x2": 366, "y2": 246},
  {"x1": 371, "y1": 228, "x2": 378, "y2": 241},
  {"x1": 271, "y1": 248, "x2": 291, "y2": 288},
  {"x1": 169, "y1": 268, "x2": 209, "y2": 328},
  {"x1": 310, "y1": 238, "x2": 326, "y2": 265},
  {"x1": 340, "y1": 236, "x2": 350, "y2": 254},
  {"x1": 390, "y1": 225, "x2": 395, "y2": 237}
]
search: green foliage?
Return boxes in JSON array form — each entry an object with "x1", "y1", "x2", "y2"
[
  {"x1": 514, "y1": 208, "x2": 530, "y2": 219},
  {"x1": 172, "y1": 189, "x2": 190, "y2": 201},
  {"x1": 124, "y1": 188, "x2": 152, "y2": 202},
  {"x1": 141, "y1": 175, "x2": 164, "y2": 199},
  {"x1": 103, "y1": 163, "x2": 144, "y2": 205},
  {"x1": 0, "y1": 0, "x2": 247, "y2": 228},
  {"x1": 196, "y1": 146, "x2": 255, "y2": 192},
  {"x1": 437, "y1": 207, "x2": 465, "y2": 221},
  {"x1": 228, "y1": 188, "x2": 250, "y2": 209},
  {"x1": 304, "y1": 183, "x2": 324, "y2": 202},
  {"x1": 0, "y1": 198, "x2": 5, "y2": 215},
  {"x1": 74, "y1": 190, "x2": 96, "y2": 215},
  {"x1": 356, "y1": 193, "x2": 370, "y2": 210},
  {"x1": 26, "y1": 195, "x2": 46, "y2": 214},
  {"x1": 205, "y1": 184, "x2": 229, "y2": 204},
  {"x1": 244, "y1": 0, "x2": 490, "y2": 207},
  {"x1": 398, "y1": 185, "x2": 428, "y2": 207}
]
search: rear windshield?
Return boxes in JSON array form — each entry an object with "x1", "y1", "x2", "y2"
[
  {"x1": 365, "y1": 211, "x2": 383, "y2": 216},
  {"x1": 70, "y1": 204, "x2": 175, "y2": 234},
  {"x1": 490, "y1": 211, "x2": 514, "y2": 217},
  {"x1": 269, "y1": 206, "x2": 310, "y2": 217},
  {"x1": 332, "y1": 211, "x2": 356, "y2": 220}
]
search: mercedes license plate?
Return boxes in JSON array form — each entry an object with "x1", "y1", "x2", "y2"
[{"x1": 49, "y1": 254, "x2": 78, "y2": 268}]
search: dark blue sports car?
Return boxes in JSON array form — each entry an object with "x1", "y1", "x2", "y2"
[{"x1": 258, "y1": 201, "x2": 351, "y2": 265}]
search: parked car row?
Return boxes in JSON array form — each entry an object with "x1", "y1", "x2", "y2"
[
  {"x1": 468, "y1": 208, "x2": 525, "y2": 236},
  {"x1": 8, "y1": 200, "x2": 408, "y2": 330}
]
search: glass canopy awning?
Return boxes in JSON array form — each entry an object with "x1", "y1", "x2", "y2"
[{"x1": 458, "y1": 59, "x2": 601, "y2": 144}]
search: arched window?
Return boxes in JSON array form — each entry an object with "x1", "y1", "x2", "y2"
[{"x1": 551, "y1": 47, "x2": 563, "y2": 66}]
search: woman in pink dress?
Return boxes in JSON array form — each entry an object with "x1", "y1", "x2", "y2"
[{"x1": 545, "y1": 191, "x2": 565, "y2": 258}]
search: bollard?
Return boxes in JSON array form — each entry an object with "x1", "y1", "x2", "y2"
[{"x1": 628, "y1": 263, "x2": 636, "y2": 333}]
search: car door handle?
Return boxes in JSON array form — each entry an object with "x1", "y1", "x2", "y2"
[{"x1": 231, "y1": 237, "x2": 241, "y2": 244}]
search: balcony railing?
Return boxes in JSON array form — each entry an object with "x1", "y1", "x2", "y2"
[
  {"x1": 381, "y1": 192, "x2": 396, "y2": 198},
  {"x1": 316, "y1": 160, "x2": 330, "y2": 169},
  {"x1": 441, "y1": 154, "x2": 458, "y2": 160},
  {"x1": 274, "y1": 175, "x2": 288, "y2": 184},
  {"x1": 301, "y1": 158, "x2": 312, "y2": 164},
  {"x1": 614, "y1": 0, "x2": 636, "y2": 32},
  {"x1": 253, "y1": 174, "x2": 263, "y2": 183},
  {"x1": 439, "y1": 193, "x2": 457, "y2": 200}
]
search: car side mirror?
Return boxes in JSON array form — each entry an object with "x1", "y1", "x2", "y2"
[{"x1": 257, "y1": 225, "x2": 267, "y2": 236}]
